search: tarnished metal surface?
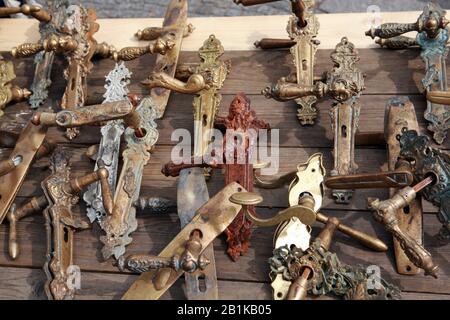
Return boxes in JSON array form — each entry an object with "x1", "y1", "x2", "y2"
[
  {"x1": 100, "y1": 97, "x2": 158, "y2": 261},
  {"x1": 0, "y1": 121, "x2": 47, "y2": 224},
  {"x1": 141, "y1": 0, "x2": 194, "y2": 118},
  {"x1": 0, "y1": 55, "x2": 31, "y2": 117},
  {"x1": 385, "y1": 97, "x2": 423, "y2": 276},
  {"x1": 241, "y1": 0, "x2": 320, "y2": 124},
  {"x1": 399, "y1": 129, "x2": 450, "y2": 241},
  {"x1": 366, "y1": 3, "x2": 450, "y2": 144},
  {"x1": 368, "y1": 182, "x2": 439, "y2": 278},
  {"x1": 324, "y1": 171, "x2": 414, "y2": 189},
  {"x1": 121, "y1": 182, "x2": 245, "y2": 300},
  {"x1": 84, "y1": 62, "x2": 131, "y2": 223},
  {"x1": 151, "y1": 35, "x2": 229, "y2": 299}
]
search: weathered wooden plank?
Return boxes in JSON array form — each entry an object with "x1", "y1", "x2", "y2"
[
  {"x1": 0, "y1": 209, "x2": 448, "y2": 294},
  {"x1": 1, "y1": 265, "x2": 448, "y2": 300},
  {"x1": 2, "y1": 48, "x2": 439, "y2": 97}
]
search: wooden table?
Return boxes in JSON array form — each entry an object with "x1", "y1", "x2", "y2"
[{"x1": 0, "y1": 11, "x2": 449, "y2": 300}]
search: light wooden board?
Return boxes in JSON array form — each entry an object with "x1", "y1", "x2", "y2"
[{"x1": 0, "y1": 11, "x2": 448, "y2": 51}]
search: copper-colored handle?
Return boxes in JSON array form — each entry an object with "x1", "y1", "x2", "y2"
[
  {"x1": 12, "y1": 43, "x2": 44, "y2": 58},
  {"x1": 31, "y1": 100, "x2": 133, "y2": 127},
  {"x1": 255, "y1": 38, "x2": 296, "y2": 49},
  {"x1": 234, "y1": 0, "x2": 281, "y2": 5},
  {"x1": 316, "y1": 212, "x2": 388, "y2": 252},
  {"x1": 6, "y1": 196, "x2": 48, "y2": 259},
  {"x1": 291, "y1": 0, "x2": 307, "y2": 28},
  {"x1": 286, "y1": 267, "x2": 311, "y2": 300},
  {"x1": 135, "y1": 27, "x2": 165, "y2": 41},
  {"x1": 426, "y1": 90, "x2": 450, "y2": 105},
  {"x1": 316, "y1": 216, "x2": 340, "y2": 251},
  {"x1": 113, "y1": 38, "x2": 175, "y2": 61}
]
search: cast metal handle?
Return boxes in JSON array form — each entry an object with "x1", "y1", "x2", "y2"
[
  {"x1": 135, "y1": 24, "x2": 194, "y2": 41},
  {"x1": 113, "y1": 38, "x2": 175, "y2": 61},
  {"x1": 366, "y1": 22, "x2": 418, "y2": 39},
  {"x1": 375, "y1": 36, "x2": 417, "y2": 49},
  {"x1": 144, "y1": 71, "x2": 206, "y2": 94},
  {"x1": 368, "y1": 177, "x2": 439, "y2": 278},
  {"x1": 229, "y1": 192, "x2": 317, "y2": 227},
  {"x1": 119, "y1": 230, "x2": 210, "y2": 273},
  {"x1": 31, "y1": 100, "x2": 134, "y2": 128},
  {"x1": 12, "y1": 35, "x2": 78, "y2": 58},
  {"x1": 255, "y1": 38, "x2": 296, "y2": 49},
  {"x1": 426, "y1": 90, "x2": 450, "y2": 105}
]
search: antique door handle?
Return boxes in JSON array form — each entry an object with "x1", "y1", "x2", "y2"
[
  {"x1": 143, "y1": 71, "x2": 206, "y2": 94},
  {"x1": 254, "y1": 38, "x2": 296, "y2": 49},
  {"x1": 366, "y1": 3, "x2": 450, "y2": 144},
  {"x1": 119, "y1": 230, "x2": 210, "y2": 273},
  {"x1": 230, "y1": 192, "x2": 317, "y2": 227},
  {"x1": 31, "y1": 100, "x2": 134, "y2": 128},
  {"x1": 0, "y1": 56, "x2": 31, "y2": 116},
  {"x1": 112, "y1": 37, "x2": 175, "y2": 61},
  {"x1": 135, "y1": 23, "x2": 194, "y2": 41},
  {"x1": 12, "y1": 35, "x2": 78, "y2": 58},
  {"x1": 122, "y1": 182, "x2": 245, "y2": 300},
  {"x1": 6, "y1": 167, "x2": 113, "y2": 260},
  {"x1": 426, "y1": 90, "x2": 450, "y2": 105},
  {"x1": 368, "y1": 176, "x2": 439, "y2": 278}
]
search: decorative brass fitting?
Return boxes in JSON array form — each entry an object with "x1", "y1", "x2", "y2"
[
  {"x1": 0, "y1": 55, "x2": 31, "y2": 117},
  {"x1": 368, "y1": 177, "x2": 439, "y2": 278},
  {"x1": 0, "y1": 4, "x2": 52, "y2": 21},
  {"x1": 366, "y1": 3, "x2": 450, "y2": 144},
  {"x1": 122, "y1": 182, "x2": 246, "y2": 300}
]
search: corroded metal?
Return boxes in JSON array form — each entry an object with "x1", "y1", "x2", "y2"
[
  {"x1": 269, "y1": 233, "x2": 401, "y2": 300},
  {"x1": 368, "y1": 178, "x2": 439, "y2": 278},
  {"x1": 366, "y1": 3, "x2": 450, "y2": 144},
  {"x1": 31, "y1": 100, "x2": 134, "y2": 128},
  {"x1": 151, "y1": 35, "x2": 229, "y2": 300},
  {"x1": 119, "y1": 230, "x2": 210, "y2": 273},
  {"x1": 122, "y1": 182, "x2": 245, "y2": 300},
  {"x1": 265, "y1": 37, "x2": 364, "y2": 203},
  {"x1": 385, "y1": 97, "x2": 423, "y2": 276},
  {"x1": 136, "y1": 0, "x2": 194, "y2": 118},
  {"x1": 0, "y1": 55, "x2": 31, "y2": 117},
  {"x1": 83, "y1": 62, "x2": 132, "y2": 223},
  {"x1": 398, "y1": 129, "x2": 450, "y2": 241},
  {"x1": 243, "y1": 0, "x2": 320, "y2": 125},
  {"x1": 100, "y1": 98, "x2": 158, "y2": 261}
]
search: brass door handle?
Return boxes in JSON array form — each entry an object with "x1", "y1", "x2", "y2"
[
  {"x1": 426, "y1": 90, "x2": 450, "y2": 105},
  {"x1": 324, "y1": 171, "x2": 414, "y2": 190},
  {"x1": 31, "y1": 100, "x2": 134, "y2": 128},
  {"x1": 368, "y1": 177, "x2": 439, "y2": 278},
  {"x1": 119, "y1": 230, "x2": 210, "y2": 273},
  {"x1": 135, "y1": 24, "x2": 194, "y2": 41},
  {"x1": 143, "y1": 71, "x2": 206, "y2": 94},
  {"x1": 113, "y1": 38, "x2": 175, "y2": 61},
  {"x1": 12, "y1": 35, "x2": 78, "y2": 58}
]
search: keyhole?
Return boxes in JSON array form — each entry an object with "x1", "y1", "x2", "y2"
[
  {"x1": 302, "y1": 59, "x2": 308, "y2": 71},
  {"x1": 63, "y1": 227, "x2": 69, "y2": 243},
  {"x1": 198, "y1": 274, "x2": 206, "y2": 292},
  {"x1": 203, "y1": 114, "x2": 208, "y2": 126},
  {"x1": 71, "y1": 78, "x2": 75, "y2": 91},
  {"x1": 403, "y1": 206, "x2": 410, "y2": 214},
  {"x1": 341, "y1": 125, "x2": 347, "y2": 138}
]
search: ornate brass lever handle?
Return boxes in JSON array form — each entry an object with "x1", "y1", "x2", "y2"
[
  {"x1": 230, "y1": 192, "x2": 317, "y2": 227},
  {"x1": 12, "y1": 35, "x2": 78, "y2": 58},
  {"x1": 6, "y1": 168, "x2": 113, "y2": 260},
  {"x1": 144, "y1": 71, "x2": 206, "y2": 94},
  {"x1": 0, "y1": 156, "x2": 23, "y2": 177},
  {"x1": 6, "y1": 196, "x2": 47, "y2": 259},
  {"x1": 0, "y1": 4, "x2": 52, "y2": 22},
  {"x1": 119, "y1": 230, "x2": 210, "y2": 274},
  {"x1": 31, "y1": 100, "x2": 133, "y2": 128},
  {"x1": 113, "y1": 38, "x2": 175, "y2": 61},
  {"x1": 368, "y1": 177, "x2": 439, "y2": 278}
]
